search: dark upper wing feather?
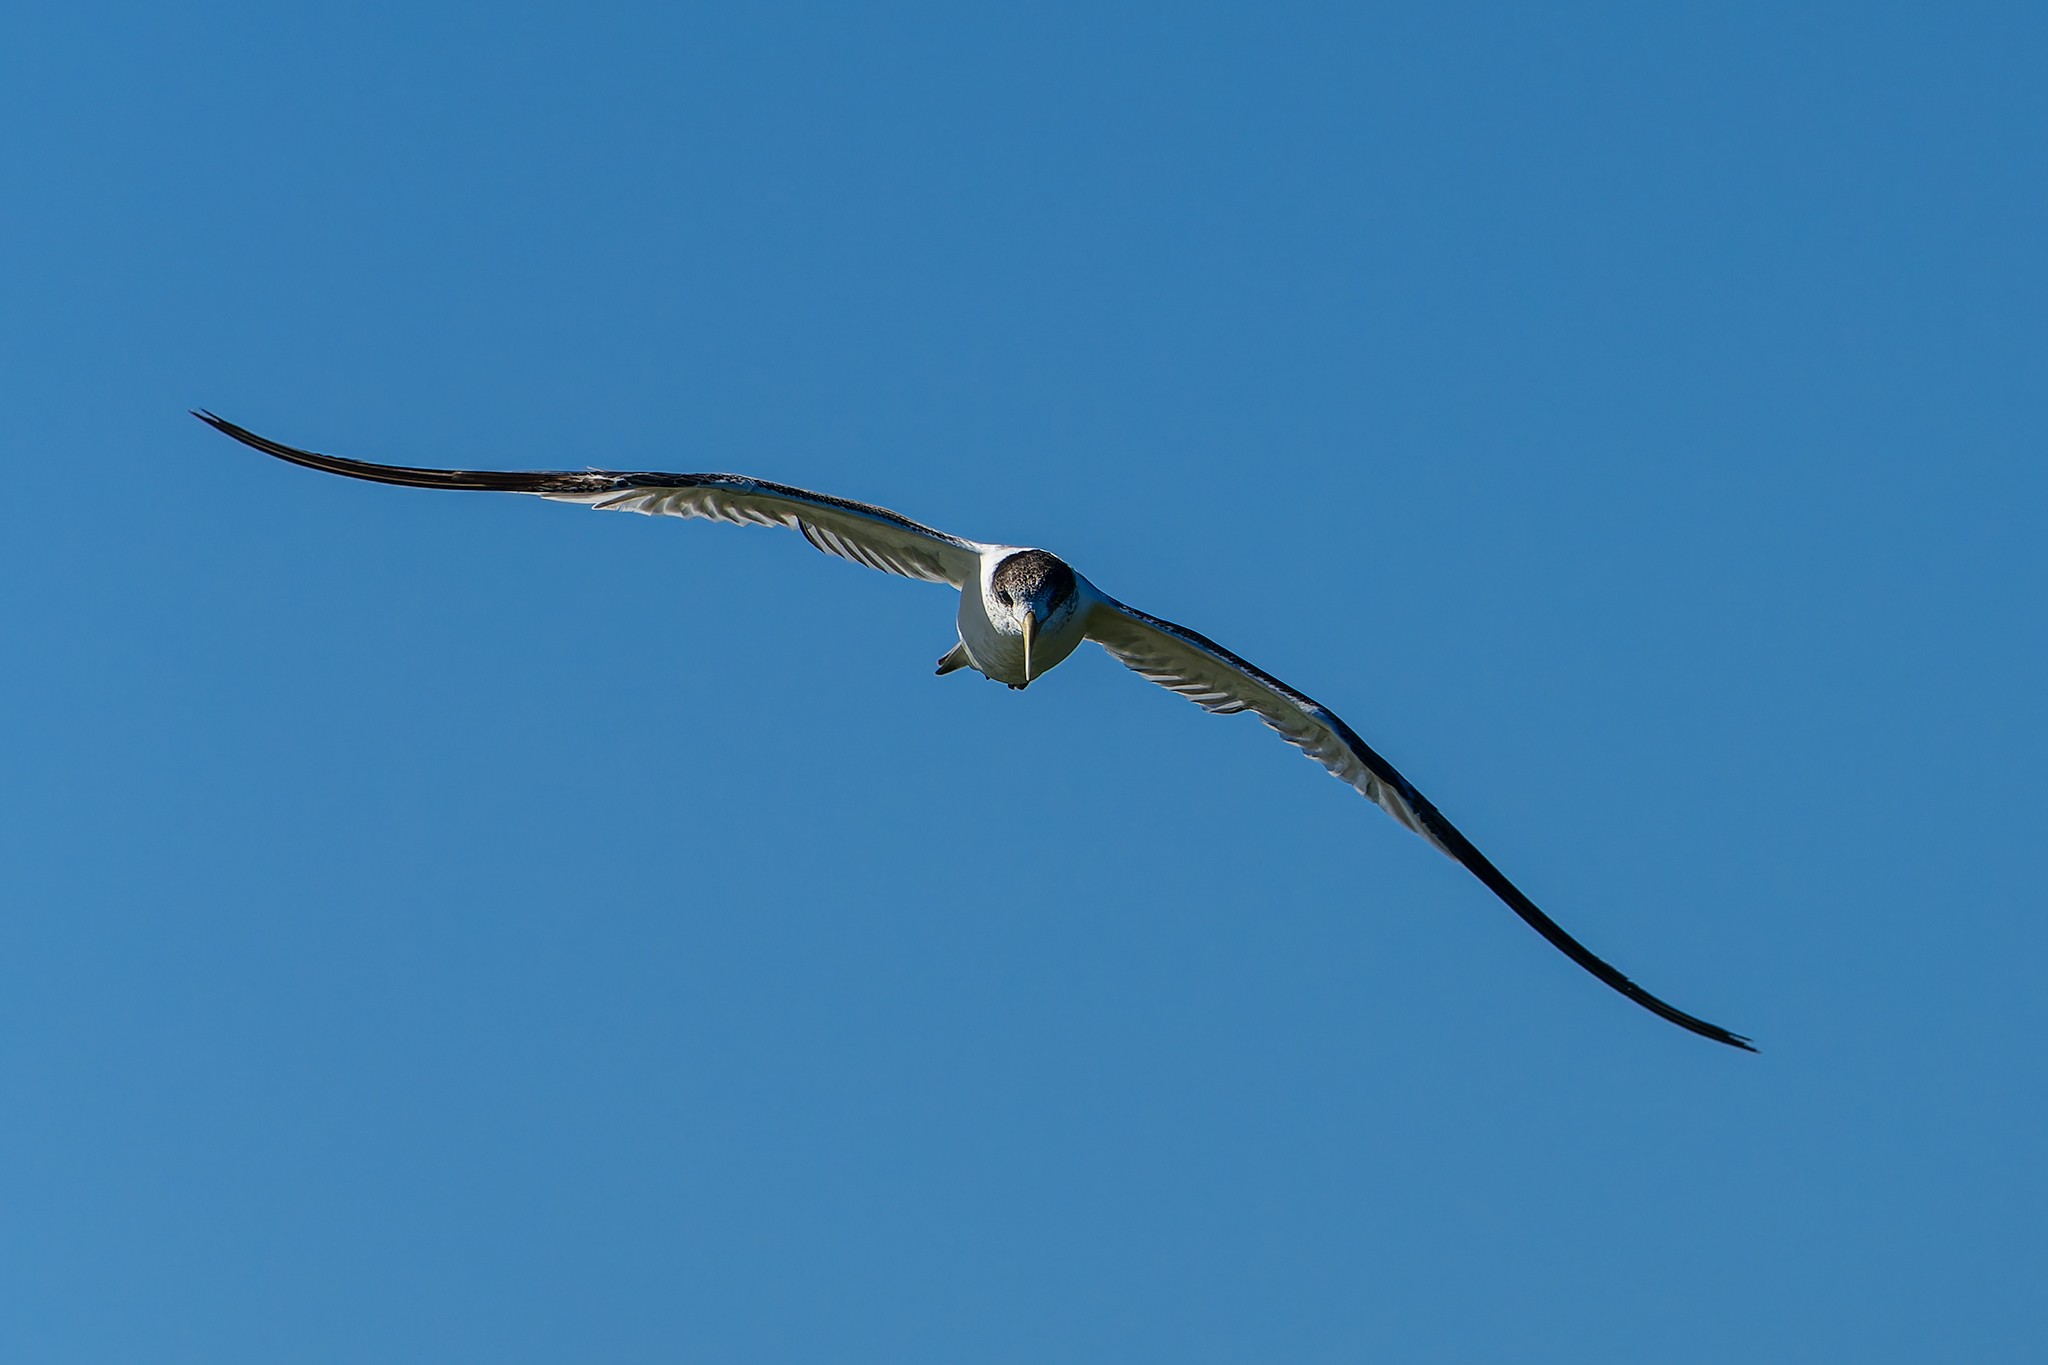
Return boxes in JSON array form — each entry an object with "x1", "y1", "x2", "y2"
[
  {"x1": 1085, "y1": 595, "x2": 1754, "y2": 1051},
  {"x1": 194, "y1": 411, "x2": 985, "y2": 586}
]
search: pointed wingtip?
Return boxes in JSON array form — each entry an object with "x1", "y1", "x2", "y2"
[{"x1": 1649, "y1": 1002, "x2": 1756, "y2": 1052}]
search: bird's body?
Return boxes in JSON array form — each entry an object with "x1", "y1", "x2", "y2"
[
  {"x1": 959, "y1": 548, "x2": 1094, "y2": 687},
  {"x1": 194, "y1": 409, "x2": 1754, "y2": 1051}
]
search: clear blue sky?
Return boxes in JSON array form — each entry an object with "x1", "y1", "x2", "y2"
[{"x1": 4, "y1": 2, "x2": 2043, "y2": 1360}]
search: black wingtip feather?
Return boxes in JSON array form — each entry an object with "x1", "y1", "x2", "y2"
[
  {"x1": 191, "y1": 409, "x2": 608, "y2": 494},
  {"x1": 1403, "y1": 787, "x2": 1758, "y2": 1051}
]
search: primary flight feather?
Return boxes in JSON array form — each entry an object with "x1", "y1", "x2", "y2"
[{"x1": 194, "y1": 409, "x2": 1754, "y2": 1051}]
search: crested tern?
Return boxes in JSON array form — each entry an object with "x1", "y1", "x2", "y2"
[{"x1": 195, "y1": 410, "x2": 1754, "y2": 1051}]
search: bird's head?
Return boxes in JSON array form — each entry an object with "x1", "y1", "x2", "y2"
[{"x1": 988, "y1": 549, "x2": 1081, "y2": 684}]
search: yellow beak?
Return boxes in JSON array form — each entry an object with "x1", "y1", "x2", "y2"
[{"x1": 1021, "y1": 612, "x2": 1037, "y2": 684}]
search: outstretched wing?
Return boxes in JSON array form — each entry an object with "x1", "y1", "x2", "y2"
[
  {"x1": 195, "y1": 411, "x2": 988, "y2": 587},
  {"x1": 1085, "y1": 594, "x2": 1754, "y2": 1051}
]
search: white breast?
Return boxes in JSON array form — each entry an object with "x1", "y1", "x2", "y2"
[
  {"x1": 956, "y1": 585, "x2": 1023, "y2": 681},
  {"x1": 953, "y1": 559, "x2": 1097, "y2": 686}
]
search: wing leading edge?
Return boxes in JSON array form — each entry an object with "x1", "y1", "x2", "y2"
[
  {"x1": 1085, "y1": 596, "x2": 1754, "y2": 1051},
  {"x1": 194, "y1": 411, "x2": 988, "y2": 587}
]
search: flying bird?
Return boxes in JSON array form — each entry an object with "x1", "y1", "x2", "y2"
[{"x1": 194, "y1": 409, "x2": 1754, "y2": 1051}]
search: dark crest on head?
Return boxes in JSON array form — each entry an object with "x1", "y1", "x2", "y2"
[{"x1": 991, "y1": 549, "x2": 1077, "y2": 611}]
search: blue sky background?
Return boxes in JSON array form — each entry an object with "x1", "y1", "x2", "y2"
[{"x1": 3, "y1": 2, "x2": 2043, "y2": 1360}]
